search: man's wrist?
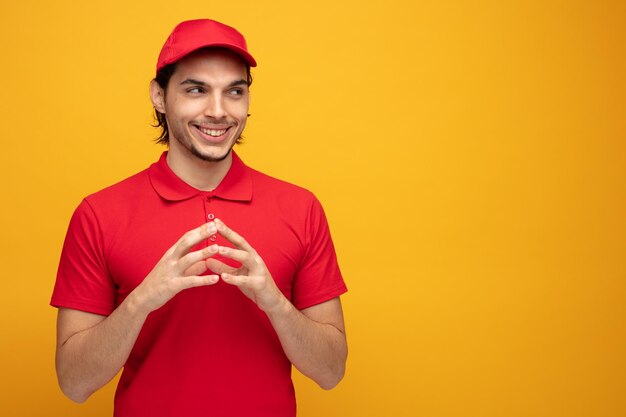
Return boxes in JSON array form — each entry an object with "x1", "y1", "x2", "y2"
[
  {"x1": 263, "y1": 291, "x2": 292, "y2": 319},
  {"x1": 124, "y1": 290, "x2": 150, "y2": 320}
]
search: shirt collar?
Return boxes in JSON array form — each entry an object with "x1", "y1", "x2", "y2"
[{"x1": 148, "y1": 151, "x2": 253, "y2": 202}]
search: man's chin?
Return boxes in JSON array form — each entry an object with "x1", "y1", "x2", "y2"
[{"x1": 190, "y1": 145, "x2": 233, "y2": 163}]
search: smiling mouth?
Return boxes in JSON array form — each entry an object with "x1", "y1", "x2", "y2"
[{"x1": 196, "y1": 126, "x2": 230, "y2": 137}]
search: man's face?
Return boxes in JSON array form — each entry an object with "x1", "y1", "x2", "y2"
[{"x1": 155, "y1": 48, "x2": 250, "y2": 162}]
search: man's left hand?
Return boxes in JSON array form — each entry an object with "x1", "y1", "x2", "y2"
[{"x1": 205, "y1": 218, "x2": 286, "y2": 313}]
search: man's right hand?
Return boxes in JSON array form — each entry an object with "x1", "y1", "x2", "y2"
[
  {"x1": 56, "y1": 221, "x2": 221, "y2": 402},
  {"x1": 132, "y1": 221, "x2": 221, "y2": 314}
]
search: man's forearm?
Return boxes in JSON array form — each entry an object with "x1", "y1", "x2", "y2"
[
  {"x1": 55, "y1": 294, "x2": 148, "y2": 403},
  {"x1": 55, "y1": 223, "x2": 221, "y2": 402},
  {"x1": 209, "y1": 219, "x2": 348, "y2": 389},
  {"x1": 265, "y1": 297, "x2": 347, "y2": 390}
]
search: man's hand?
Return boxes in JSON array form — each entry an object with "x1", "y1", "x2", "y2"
[
  {"x1": 205, "y1": 218, "x2": 347, "y2": 389},
  {"x1": 132, "y1": 222, "x2": 221, "y2": 315},
  {"x1": 56, "y1": 221, "x2": 222, "y2": 402},
  {"x1": 204, "y1": 218, "x2": 286, "y2": 313}
]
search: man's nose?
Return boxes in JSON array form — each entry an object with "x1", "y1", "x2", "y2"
[{"x1": 204, "y1": 93, "x2": 226, "y2": 119}]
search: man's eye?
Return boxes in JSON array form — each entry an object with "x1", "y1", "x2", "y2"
[
  {"x1": 187, "y1": 87, "x2": 204, "y2": 94},
  {"x1": 229, "y1": 89, "x2": 244, "y2": 96}
]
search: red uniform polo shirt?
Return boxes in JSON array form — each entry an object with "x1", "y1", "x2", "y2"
[{"x1": 51, "y1": 151, "x2": 347, "y2": 417}]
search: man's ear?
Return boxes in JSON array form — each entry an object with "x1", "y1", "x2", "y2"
[{"x1": 150, "y1": 80, "x2": 166, "y2": 114}]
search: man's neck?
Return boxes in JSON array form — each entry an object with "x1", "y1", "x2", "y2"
[{"x1": 165, "y1": 146, "x2": 233, "y2": 192}]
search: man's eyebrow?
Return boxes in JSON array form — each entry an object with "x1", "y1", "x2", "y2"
[
  {"x1": 179, "y1": 79, "x2": 248, "y2": 87},
  {"x1": 180, "y1": 78, "x2": 207, "y2": 86},
  {"x1": 227, "y1": 79, "x2": 248, "y2": 87}
]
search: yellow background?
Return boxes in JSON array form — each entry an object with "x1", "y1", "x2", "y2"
[{"x1": 1, "y1": 1, "x2": 624, "y2": 416}]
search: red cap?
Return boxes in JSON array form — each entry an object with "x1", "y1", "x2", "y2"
[{"x1": 156, "y1": 19, "x2": 256, "y2": 74}]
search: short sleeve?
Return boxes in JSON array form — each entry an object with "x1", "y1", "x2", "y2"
[
  {"x1": 291, "y1": 196, "x2": 347, "y2": 310},
  {"x1": 50, "y1": 199, "x2": 115, "y2": 315}
]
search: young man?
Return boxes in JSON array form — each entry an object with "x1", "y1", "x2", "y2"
[{"x1": 51, "y1": 19, "x2": 347, "y2": 416}]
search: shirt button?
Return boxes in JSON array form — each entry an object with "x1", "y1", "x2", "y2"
[
  {"x1": 207, "y1": 213, "x2": 215, "y2": 220},
  {"x1": 209, "y1": 235, "x2": 217, "y2": 242}
]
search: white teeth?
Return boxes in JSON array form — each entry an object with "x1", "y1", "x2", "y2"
[{"x1": 198, "y1": 127, "x2": 227, "y2": 137}]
